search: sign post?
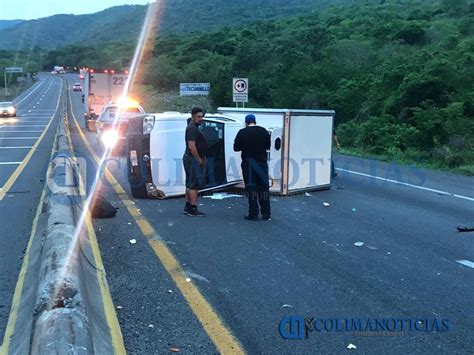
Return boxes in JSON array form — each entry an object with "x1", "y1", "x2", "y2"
[
  {"x1": 232, "y1": 78, "x2": 248, "y2": 108},
  {"x1": 4, "y1": 67, "x2": 24, "y2": 95}
]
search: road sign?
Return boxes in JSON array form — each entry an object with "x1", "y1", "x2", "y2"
[
  {"x1": 5, "y1": 67, "x2": 23, "y2": 73},
  {"x1": 233, "y1": 78, "x2": 248, "y2": 103},
  {"x1": 180, "y1": 83, "x2": 211, "y2": 96}
]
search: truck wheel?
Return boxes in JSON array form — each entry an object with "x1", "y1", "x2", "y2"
[{"x1": 131, "y1": 185, "x2": 148, "y2": 198}]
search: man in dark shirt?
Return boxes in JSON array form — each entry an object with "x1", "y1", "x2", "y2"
[
  {"x1": 233, "y1": 114, "x2": 271, "y2": 220},
  {"x1": 183, "y1": 107, "x2": 208, "y2": 216}
]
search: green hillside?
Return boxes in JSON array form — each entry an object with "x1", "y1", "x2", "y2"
[
  {"x1": 2, "y1": 0, "x2": 473, "y2": 173},
  {"x1": 0, "y1": 0, "x2": 420, "y2": 50}
]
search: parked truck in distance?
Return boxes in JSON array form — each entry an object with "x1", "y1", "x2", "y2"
[
  {"x1": 52, "y1": 66, "x2": 65, "y2": 74},
  {"x1": 82, "y1": 68, "x2": 129, "y2": 131}
]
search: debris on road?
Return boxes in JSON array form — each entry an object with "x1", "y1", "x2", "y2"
[
  {"x1": 168, "y1": 289, "x2": 173, "y2": 293},
  {"x1": 170, "y1": 348, "x2": 181, "y2": 353},
  {"x1": 116, "y1": 305, "x2": 123, "y2": 310},
  {"x1": 387, "y1": 252, "x2": 391, "y2": 255},
  {"x1": 457, "y1": 226, "x2": 474, "y2": 232},
  {"x1": 367, "y1": 245, "x2": 378, "y2": 250},
  {"x1": 127, "y1": 222, "x2": 132, "y2": 225},
  {"x1": 148, "y1": 324, "x2": 154, "y2": 328},
  {"x1": 305, "y1": 192, "x2": 312, "y2": 197},
  {"x1": 347, "y1": 343, "x2": 357, "y2": 350},
  {"x1": 185, "y1": 278, "x2": 191, "y2": 282},
  {"x1": 168, "y1": 220, "x2": 174, "y2": 227},
  {"x1": 281, "y1": 304, "x2": 293, "y2": 309},
  {"x1": 323, "y1": 202, "x2": 330, "y2": 207},
  {"x1": 354, "y1": 242, "x2": 364, "y2": 247},
  {"x1": 352, "y1": 208, "x2": 357, "y2": 212},
  {"x1": 203, "y1": 192, "x2": 242, "y2": 200},
  {"x1": 129, "y1": 239, "x2": 137, "y2": 244}
]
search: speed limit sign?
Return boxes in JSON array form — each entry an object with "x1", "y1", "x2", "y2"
[{"x1": 233, "y1": 78, "x2": 248, "y2": 102}]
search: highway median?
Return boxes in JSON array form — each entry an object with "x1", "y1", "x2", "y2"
[{"x1": 1, "y1": 81, "x2": 124, "y2": 355}]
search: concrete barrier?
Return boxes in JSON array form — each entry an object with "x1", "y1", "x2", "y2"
[{"x1": 3, "y1": 80, "x2": 123, "y2": 354}]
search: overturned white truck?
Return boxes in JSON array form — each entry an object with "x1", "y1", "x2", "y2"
[{"x1": 126, "y1": 108, "x2": 335, "y2": 198}]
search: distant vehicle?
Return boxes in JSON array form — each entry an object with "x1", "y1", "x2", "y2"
[
  {"x1": 96, "y1": 99, "x2": 145, "y2": 151},
  {"x1": 72, "y1": 83, "x2": 82, "y2": 92},
  {"x1": 53, "y1": 65, "x2": 65, "y2": 74},
  {"x1": 0, "y1": 101, "x2": 16, "y2": 117},
  {"x1": 82, "y1": 69, "x2": 129, "y2": 131}
]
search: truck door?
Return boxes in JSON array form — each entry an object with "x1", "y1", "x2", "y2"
[
  {"x1": 268, "y1": 127, "x2": 283, "y2": 192},
  {"x1": 200, "y1": 120, "x2": 226, "y2": 188}
]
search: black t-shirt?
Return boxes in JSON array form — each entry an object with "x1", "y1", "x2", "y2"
[
  {"x1": 185, "y1": 122, "x2": 208, "y2": 158},
  {"x1": 233, "y1": 125, "x2": 271, "y2": 162}
]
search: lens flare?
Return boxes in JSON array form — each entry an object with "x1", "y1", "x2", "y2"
[{"x1": 51, "y1": 1, "x2": 164, "y2": 309}]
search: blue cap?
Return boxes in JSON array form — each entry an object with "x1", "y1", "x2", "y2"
[{"x1": 245, "y1": 114, "x2": 256, "y2": 123}]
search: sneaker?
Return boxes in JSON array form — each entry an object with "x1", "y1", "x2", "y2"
[
  {"x1": 184, "y1": 205, "x2": 191, "y2": 214},
  {"x1": 187, "y1": 209, "x2": 206, "y2": 217},
  {"x1": 244, "y1": 214, "x2": 259, "y2": 221}
]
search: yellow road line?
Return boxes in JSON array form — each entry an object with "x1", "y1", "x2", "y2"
[
  {"x1": 68, "y1": 89, "x2": 245, "y2": 354},
  {"x1": 0, "y1": 124, "x2": 59, "y2": 354},
  {"x1": 62, "y1": 94, "x2": 126, "y2": 354},
  {"x1": 0, "y1": 78, "x2": 63, "y2": 201}
]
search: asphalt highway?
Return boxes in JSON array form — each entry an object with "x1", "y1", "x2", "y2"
[
  {"x1": 2, "y1": 73, "x2": 472, "y2": 354},
  {"x1": 0, "y1": 74, "x2": 62, "y2": 342},
  {"x1": 65, "y1": 74, "x2": 474, "y2": 354}
]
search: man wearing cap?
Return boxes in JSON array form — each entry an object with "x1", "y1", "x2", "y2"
[
  {"x1": 233, "y1": 114, "x2": 271, "y2": 220},
  {"x1": 183, "y1": 107, "x2": 208, "y2": 217}
]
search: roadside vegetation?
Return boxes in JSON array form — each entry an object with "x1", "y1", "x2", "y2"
[{"x1": 1, "y1": 0, "x2": 473, "y2": 174}]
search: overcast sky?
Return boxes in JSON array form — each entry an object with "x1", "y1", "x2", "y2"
[{"x1": 1, "y1": 0, "x2": 151, "y2": 20}]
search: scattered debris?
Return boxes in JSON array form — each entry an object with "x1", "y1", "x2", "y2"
[
  {"x1": 116, "y1": 305, "x2": 123, "y2": 310},
  {"x1": 198, "y1": 203, "x2": 204, "y2": 206},
  {"x1": 168, "y1": 289, "x2": 173, "y2": 293},
  {"x1": 352, "y1": 208, "x2": 357, "y2": 212},
  {"x1": 148, "y1": 324, "x2": 154, "y2": 328},
  {"x1": 127, "y1": 222, "x2": 132, "y2": 225},
  {"x1": 354, "y1": 242, "x2": 364, "y2": 247},
  {"x1": 367, "y1": 246, "x2": 378, "y2": 250},
  {"x1": 281, "y1": 304, "x2": 293, "y2": 309},
  {"x1": 185, "y1": 278, "x2": 191, "y2": 282},
  {"x1": 203, "y1": 193, "x2": 242, "y2": 200},
  {"x1": 129, "y1": 239, "x2": 137, "y2": 244},
  {"x1": 170, "y1": 348, "x2": 181, "y2": 353},
  {"x1": 347, "y1": 343, "x2": 357, "y2": 350},
  {"x1": 323, "y1": 202, "x2": 330, "y2": 207},
  {"x1": 305, "y1": 192, "x2": 312, "y2": 197},
  {"x1": 457, "y1": 226, "x2": 474, "y2": 232},
  {"x1": 437, "y1": 273, "x2": 441, "y2": 276},
  {"x1": 387, "y1": 252, "x2": 391, "y2": 255},
  {"x1": 168, "y1": 221, "x2": 174, "y2": 227}
]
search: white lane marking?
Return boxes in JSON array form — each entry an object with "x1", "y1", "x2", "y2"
[
  {"x1": 0, "y1": 125, "x2": 47, "y2": 127},
  {"x1": 0, "y1": 146, "x2": 33, "y2": 149},
  {"x1": 456, "y1": 260, "x2": 474, "y2": 269},
  {"x1": 336, "y1": 168, "x2": 474, "y2": 202},
  {"x1": 0, "y1": 137, "x2": 40, "y2": 139},
  {"x1": 14, "y1": 80, "x2": 44, "y2": 105},
  {"x1": 0, "y1": 162, "x2": 22, "y2": 165},
  {"x1": 0, "y1": 130, "x2": 43, "y2": 133}
]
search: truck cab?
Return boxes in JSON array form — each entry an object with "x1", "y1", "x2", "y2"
[{"x1": 126, "y1": 112, "x2": 244, "y2": 198}]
